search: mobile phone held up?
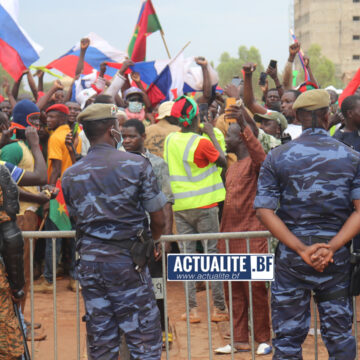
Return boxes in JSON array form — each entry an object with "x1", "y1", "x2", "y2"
[
  {"x1": 259, "y1": 72, "x2": 267, "y2": 86},
  {"x1": 15, "y1": 129, "x2": 26, "y2": 140},
  {"x1": 225, "y1": 98, "x2": 237, "y2": 124},
  {"x1": 199, "y1": 103, "x2": 209, "y2": 123},
  {"x1": 231, "y1": 76, "x2": 241, "y2": 87},
  {"x1": 269, "y1": 59, "x2": 277, "y2": 69}
]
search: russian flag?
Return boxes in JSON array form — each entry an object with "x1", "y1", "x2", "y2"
[
  {"x1": 46, "y1": 32, "x2": 127, "y2": 79},
  {"x1": 116, "y1": 55, "x2": 218, "y2": 106},
  {"x1": 0, "y1": 0, "x2": 42, "y2": 80}
]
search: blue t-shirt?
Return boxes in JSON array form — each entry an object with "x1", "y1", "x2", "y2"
[
  {"x1": 254, "y1": 128, "x2": 360, "y2": 237},
  {"x1": 333, "y1": 128, "x2": 360, "y2": 152},
  {"x1": 62, "y1": 143, "x2": 167, "y2": 262},
  {"x1": 0, "y1": 160, "x2": 25, "y2": 184}
]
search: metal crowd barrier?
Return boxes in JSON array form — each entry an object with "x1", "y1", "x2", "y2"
[{"x1": 22, "y1": 230, "x2": 359, "y2": 360}]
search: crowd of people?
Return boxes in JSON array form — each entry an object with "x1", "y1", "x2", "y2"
[{"x1": 1, "y1": 36, "x2": 360, "y2": 360}]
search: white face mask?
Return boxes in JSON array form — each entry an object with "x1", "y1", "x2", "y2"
[
  {"x1": 128, "y1": 101, "x2": 143, "y2": 113},
  {"x1": 111, "y1": 129, "x2": 123, "y2": 150}
]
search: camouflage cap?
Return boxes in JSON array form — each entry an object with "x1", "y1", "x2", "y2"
[
  {"x1": 292, "y1": 89, "x2": 330, "y2": 111},
  {"x1": 77, "y1": 103, "x2": 118, "y2": 122},
  {"x1": 254, "y1": 110, "x2": 288, "y2": 130}
]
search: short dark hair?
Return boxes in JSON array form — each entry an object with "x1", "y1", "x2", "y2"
[
  {"x1": 284, "y1": 89, "x2": 301, "y2": 100},
  {"x1": 83, "y1": 118, "x2": 115, "y2": 141},
  {"x1": 123, "y1": 119, "x2": 145, "y2": 135},
  {"x1": 94, "y1": 94, "x2": 114, "y2": 104},
  {"x1": 296, "y1": 107, "x2": 329, "y2": 124},
  {"x1": 341, "y1": 95, "x2": 360, "y2": 119}
]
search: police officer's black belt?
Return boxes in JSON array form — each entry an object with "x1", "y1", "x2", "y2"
[
  {"x1": 297, "y1": 236, "x2": 330, "y2": 244},
  {"x1": 298, "y1": 235, "x2": 351, "y2": 248},
  {"x1": 77, "y1": 229, "x2": 136, "y2": 251},
  {"x1": 314, "y1": 288, "x2": 349, "y2": 303}
]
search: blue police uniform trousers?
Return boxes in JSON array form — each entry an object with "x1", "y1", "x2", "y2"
[
  {"x1": 272, "y1": 239, "x2": 355, "y2": 360},
  {"x1": 76, "y1": 257, "x2": 162, "y2": 360}
]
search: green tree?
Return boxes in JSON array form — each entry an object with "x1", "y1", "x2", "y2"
[
  {"x1": 0, "y1": 64, "x2": 13, "y2": 98},
  {"x1": 0, "y1": 64, "x2": 34, "y2": 99},
  {"x1": 305, "y1": 44, "x2": 343, "y2": 88},
  {"x1": 217, "y1": 46, "x2": 265, "y2": 99}
]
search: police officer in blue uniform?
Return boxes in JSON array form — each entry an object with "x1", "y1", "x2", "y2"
[
  {"x1": 254, "y1": 89, "x2": 360, "y2": 360},
  {"x1": 62, "y1": 103, "x2": 166, "y2": 360}
]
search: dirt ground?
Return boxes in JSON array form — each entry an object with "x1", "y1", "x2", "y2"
[{"x1": 24, "y1": 278, "x2": 360, "y2": 360}]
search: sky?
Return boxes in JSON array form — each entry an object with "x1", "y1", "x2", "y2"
[{"x1": 19, "y1": 0, "x2": 292, "y2": 75}]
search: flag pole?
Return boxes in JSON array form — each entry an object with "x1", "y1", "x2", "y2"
[
  {"x1": 160, "y1": 29, "x2": 171, "y2": 59},
  {"x1": 165, "y1": 41, "x2": 191, "y2": 67}
]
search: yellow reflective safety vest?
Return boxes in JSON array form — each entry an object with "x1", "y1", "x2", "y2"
[{"x1": 164, "y1": 131, "x2": 226, "y2": 211}]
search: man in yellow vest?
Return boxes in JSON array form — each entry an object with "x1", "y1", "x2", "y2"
[{"x1": 164, "y1": 96, "x2": 228, "y2": 323}]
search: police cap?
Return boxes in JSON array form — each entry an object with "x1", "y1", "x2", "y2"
[
  {"x1": 292, "y1": 89, "x2": 330, "y2": 111},
  {"x1": 77, "y1": 103, "x2": 118, "y2": 122}
]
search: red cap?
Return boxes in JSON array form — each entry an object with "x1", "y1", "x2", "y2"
[{"x1": 46, "y1": 104, "x2": 70, "y2": 115}]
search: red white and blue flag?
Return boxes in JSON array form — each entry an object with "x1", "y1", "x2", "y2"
[
  {"x1": 0, "y1": 0, "x2": 42, "y2": 80},
  {"x1": 46, "y1": 32, "x2": 127, "y2": 79},
  {"x1": 142, "y1": 55, "x2": 218, "y2": 105},
  {"x1": 107, "y1": 54, "x2": 219, "y2": 106}
]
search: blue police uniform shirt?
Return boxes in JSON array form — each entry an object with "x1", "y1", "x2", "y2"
[
  {"x1": 254, "y1": 128, "x2": 360, "y2": 237},
  {"x1": 62, "y1": 143, "x2": 167, "y2": 262}
]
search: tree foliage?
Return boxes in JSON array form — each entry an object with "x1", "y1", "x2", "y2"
[
  {"x1": 217, "y1": 46, "x2": 265, "y2": 99},
  {"x1": 305, "y1": 44, "x2": 343, "y2": 88}
]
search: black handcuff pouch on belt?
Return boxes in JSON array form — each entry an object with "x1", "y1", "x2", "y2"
[{"x1": 130, "y1": 229, "x2": 154, "y2": 272}]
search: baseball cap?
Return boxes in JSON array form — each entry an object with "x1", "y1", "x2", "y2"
[{"x1": 254, "y1": 110, "x2": 288, "y2": 130}]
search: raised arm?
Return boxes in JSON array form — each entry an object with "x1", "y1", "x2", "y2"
[
  {"x1": 75, "y1": 38, "x2": 90, "y2": 78},
  {"x1": 36, "y1": 80, "x2": 63, "y2": 110},
  {"x1": 130, "y1": 72, "x2": 152, "y2": 110},
  {"x1": 11, "y1": 70, "x2": 27, "y2": 100},
  {"x1": 195, "y1": 57, "x2": 212, "y2": 104},
  {"x1": 2, "y1": 78, "x2": 16, "y2": 109},
  {"x1": 266, "y1": 63, "x2": 284, "y2": 98},
  {"x1": 21, "y1": 127, "x2": 47, "y2": 185},
  {"x1": 283, "y1": 43, "x2": 300, "y2": 90},
  {"x1": 105, "y1": 59, "x2": 134, "y2": 99},
  {"x1": 243, "y1": 63, "x2": 267, "y2": 115},
  {"x1": 303, "y1": 55, "x2": 318, "y2": 87},
  {"x1": 35, "y1": 70, "x2": 44, "y2": 92},
  {"x1": 27, "y1": 70, "x2": 38, "y2": 100},
  {"x1": 99, "y1": 62, "x2": 111, "y2": 87},
  {"x1": 225, "y1": 104, "x2": 265, "y2": 165}
]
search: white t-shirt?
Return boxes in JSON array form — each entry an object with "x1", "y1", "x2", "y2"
[{"x1": 286, "y1": 124, "x2": 302, "y2": 140}]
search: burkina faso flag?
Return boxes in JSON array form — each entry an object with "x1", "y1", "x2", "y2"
[
  {"x1": 49, "y1": 179, "x2": 71, "y2": 230},
  {"x1": 128, "y1": 0, "x2": 162, "y2": 62}
]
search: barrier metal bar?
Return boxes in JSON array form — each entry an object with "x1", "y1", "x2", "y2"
[
  {"x1": 354, "y1": 296, "x2": 358, "y2": 360},
  {"x1": 203, "y1": 240, "x2": 213, "y2": 360},
  {"x1": 161, "y1": 240, "x2": 170, "y2": 359},
  {"x1": 25, "y1": 230, "x2": 360, "y2": 359},
  {"x1": 183, "y1": 241, "x2": 191, "y2": 360},
  {"x1": 76, "y1": 251, "x2": 81, "y2": 360},
  {"x1": 246, "y1": 238, "x2": 255, "y2": 360},
  {"x1": 313, "y1": 296, "x2": 318, "y2": 360},
  {"x1": 52, "y1": 238, "x2": 58, "y2": 360},
  {"x1": 23, "y1": 230, "x2": 272, "y2": 240},
  {"x1": 225, "y1": 239, "x2": 235, "y2": 360},
  {"x1": 29, "y1": 237, "x2": 35, "y2": 360},
  {"x1": 76, "y1": 280, "x2": 80, "y2": 360}
]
